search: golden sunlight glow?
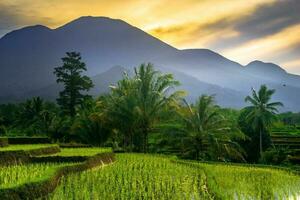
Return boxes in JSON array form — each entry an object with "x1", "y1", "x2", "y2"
[
  {"x1": 1, "y1": 0, "x2": 299, "y2": 73},
  {"x1": 222, "y1": 24, "x2": 300, "y2": 65}
]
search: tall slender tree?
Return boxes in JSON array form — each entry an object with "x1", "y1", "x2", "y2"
[
  {"x1": 244, "y1": 85, "x2": 283, "y2": 158},
  {"x1": 54, "y1": 52, "x2": 93, "y2": 117}
]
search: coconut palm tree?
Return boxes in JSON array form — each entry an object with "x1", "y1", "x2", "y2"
[
  {"x1": 181, "y1": 95, "x2": 245, "y2": 161},
  {"x1": 108, "y1": 63, "x2": 185, "y2": 152},
  {"x1": 133, "y1": 63, "x2": 185, "y2": 152},
  {"x1": 244, "y1": 85, "x2": 283, "y2": 158}
]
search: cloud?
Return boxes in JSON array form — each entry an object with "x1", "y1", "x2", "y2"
[
  {"x1": 283, "y1": 59, "x2": 300, "y2": 74},
  {"x1": 206, "y1": 0, "x2": 300, "y2": 51},
  {"x1": 221, "y1": 24, "x2": 300, "y2": 67},
  {"x1": 234, "y1": 0, "x2": 300, "y2": 40},
  {"x1": 0, "y1": 0, "x2": 299, "y2": 74}
]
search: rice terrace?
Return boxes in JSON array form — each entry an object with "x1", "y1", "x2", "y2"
[{"x1": 1, "y1": 0, "x2": 300, "y2": 199}]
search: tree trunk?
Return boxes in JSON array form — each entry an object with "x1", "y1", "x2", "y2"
[
  {"x1": 143, "y1": 128, "x2": 148, "y2": 153},
  {"x1": 259, "y1": 128, "x2": 263, "y2": 158}
]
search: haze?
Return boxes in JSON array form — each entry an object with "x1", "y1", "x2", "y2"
[{"x1": 0, "y1": 0, "x2": 299, "y2": 74}]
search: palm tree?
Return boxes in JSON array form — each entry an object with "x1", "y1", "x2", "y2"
[
  {"x1": 108, "y1": 63, "x2": 185, "y2": 152},
  {"x1": 106, "y1": 72, "x2": 140, "y2": 151},
  {"x1": 133, "y1": 63, "x2": 185, "y2": 152},
  {"x1": 244, "y1": 85, "x2": 283, "y2": 158},
  {"x1": 72, "y1": 99, "x2": 110, "y2": 145},
  {"x1": 181, "y1": 95, "x2": 244, "y2": 161}
]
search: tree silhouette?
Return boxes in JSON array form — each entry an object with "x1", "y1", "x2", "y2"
[{"x1": 54, "y1": 52, "x2": 93, "y2": 117}]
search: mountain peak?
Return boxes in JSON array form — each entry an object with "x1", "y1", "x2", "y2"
[
  {"x1": 56, "y1": 16, "x2": 128, "y2": 30},
  {"x1": 1, "y1": 25, "x2": 51, "y2": 40},
  {"x1": 69, "y1": 16, "x2": 118, "y2": 23},
  {"x1": 246, "y1": 60, "x2": 286, "y2": 74}
]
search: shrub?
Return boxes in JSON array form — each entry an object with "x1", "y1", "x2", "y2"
[
  {"x1": 260, "y1": 147, "x2": 290, "y2": 165},
  {"x1": 7, "y1": 137, "x2": 51, "y2": 144},
  {"x1": 0, "y1": 138, "x2": 8, "y2": 147}
]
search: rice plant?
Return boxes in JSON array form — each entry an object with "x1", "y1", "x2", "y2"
[
  {"x1": 181, "y1": 161, "x2": 300, "y2": 200},
  {"x1": 0, "y1": 163, "x2": 73, "y2": 189},
  {"x1": 47, "y1": 154, "x2": 212, "y2": 200},
  {"x1": 54, "y1": 147, "x2": 112, "y2": 156},
  {"x1": 0, "y1": 144, "x2": 57, "y2": 151}
]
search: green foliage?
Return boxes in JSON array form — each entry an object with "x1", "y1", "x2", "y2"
[
  {"x1": 47, "y1": 147, "x2": 111, "y2": 157},
  {"x1": 175, "y1": 160, "x2": 300, "y2": 199},
  {"x1": 243, "y1": 85, "x2": 283, "y2": 159},
  {"x1": 71, "y1": 99, "x2": 110, "y2": 145},
  {"x1": 54, "y1": 52, "x2": 94, "y2": 117},
  {"x1": 0, "y1": 144, "x2": 57, "y2": 152},
  {"x1": 260, "y1": 147, "x2": 290, "y2": 165},
  {"x1": 0, "y1": 163, "x2": 70, "y2": 189},
  {"x1": 277, "y1": 112, "x2": 300, "y2": 126},
  {"x1": 0, "y1": 153, "x2": 114, "y2": 200},
  {"x1": 105, "y1": 63, "x2": 185, "y2": 152},
  {"x1": 179, "y1": 95, "x2": 245, "y2": 161},
  {"x1": 48, "y1": 154, "x2": 212, "y2": 199}
]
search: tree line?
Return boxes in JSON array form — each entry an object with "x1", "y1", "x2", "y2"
[{"x1": 0, "y1": 52, "x2": 289, "y2": 164}]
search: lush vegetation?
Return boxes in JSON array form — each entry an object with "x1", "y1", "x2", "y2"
[
  {"x1": 0, "y1": 52, "x2": 299, "y2": 164},
  {"x1": 0, "y1": 52, "x2": 299, "y2": 199},
  {"x1": 47, "y1": 154, "x2": 212, "y2": 199},
  {"x1": 0, "y1": 144, "x2": 57, "y2": 151},
  {"x1": 46, "y1": 154, "x2": 300, "y2": 199},
  {"x1": 0, "y1": 162, "x2": 74, "y2": 189},
  {"x1": 178, "y1": 160, "x2": 300, "y2": 199},
  {"x1": 48, "y1": 147, "x2": 111, "y2": 157}
]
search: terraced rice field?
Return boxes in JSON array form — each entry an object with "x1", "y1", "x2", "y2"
[
  {"x1": 51, "y1": 147, "x2": 112, "y2": 156},
  {"x1": 196, "y1": 162, "x2": 300, "y2": 199},
  {"x1": 0, "y1": 144, "x2": 57, "y2": 151},
  {"x1": 0, "y1": 162, "x2": 74, "y2": 189},
  {"x1": 0, "y1": 145, "x2": 299, "y2": 199},
  {"x1": 47, "y1": 154, "x2": 300, "y2": 200},
  {"x1": 47, "y1": 154, "x2": 212, "y2": 200}
]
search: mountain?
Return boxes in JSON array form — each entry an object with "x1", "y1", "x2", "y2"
[{"x1": 0, "y1": 16, "x2": 300, "y2": 111}]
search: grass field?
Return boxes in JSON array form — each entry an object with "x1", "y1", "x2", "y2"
[
  {"x1": 46, "y1": 154, "x2": 300, "y2": 200},
  {"x1": 0, "y1": 162, "x2": 74, "y2": 189},
  {"x1": 52, "y1": 147, "x2": 111, "y2": 156},
  {"x1": 196, "y1": 162, "x2": 300, "y2": 199},
  {"x1": 47, "y1": 154, "x2": 212, "y2": 200},
  {"x1": 0, "y1": 146, "x2": 299, "y2": 199},
  {"x1": 0, "y1": 144, "x2": 57, "y2": 151}
]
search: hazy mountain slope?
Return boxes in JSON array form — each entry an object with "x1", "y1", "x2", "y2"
[
  {"x1": 24, "y1": 66, "x2": 126, "y2": 101},
  {"x1": 0, "y1": 16, "x2": 300, "y2": 111},
  {"x1": 24, "y1": 65, "x2": 245, "y2": 108},
  {"x1": 245, "y1": 61, "x2": 300, "y2": 88},
  {"x1": 0, "y1": 16, "x2": 177, "y2": 96}
]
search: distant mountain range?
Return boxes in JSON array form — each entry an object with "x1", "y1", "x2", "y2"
[{"x1": 0, "y1": 16, "x2": 299, "y2": 111}]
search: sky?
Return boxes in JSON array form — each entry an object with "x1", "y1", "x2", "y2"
[{"x1": 0, "y1": 0, "x2": 299, "y2": 74}]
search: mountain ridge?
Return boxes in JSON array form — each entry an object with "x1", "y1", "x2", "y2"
[{"x1": 0, "y1": 16, "x2": 299, "y2": 111}]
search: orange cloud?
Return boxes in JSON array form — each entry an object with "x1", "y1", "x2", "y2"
[{"x1": 1, "y1": 0, "x2": 299, "y2": 74}]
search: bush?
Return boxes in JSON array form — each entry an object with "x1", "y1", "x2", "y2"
[
  {"x1": 6, "y1": 137, "x2": 51, "y2": 144},
  {"x1": 260, "y1": 147, "x2": 290, "y2": 165},
  {"x1": 0, "y1": 151, "x2": 29, "y2": 166},
  {"x1": 59, "y1": 143, "x2": 92, "y2": 148},
  {"x1": 0, "y1": 146, "x2": 60, "y2": 166},
  {"x1": 0, "y1": 138, "x2": 8, "y2": 147}
]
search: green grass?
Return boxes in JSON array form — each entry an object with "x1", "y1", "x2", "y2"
[
  {"x1": 47, "y1": 147, "x2": 112, "y2": 157},
  {"x1": 47, "y1": 154, "x2": 300, "y2": 200},
  {"x1": 0, "y1": 162, "x2": 74, "y2": 189},
  {"x1": 178, "y1": 160, "x2": 300, "y2": 199},
  {"x1": 0, "y1": 144, "x2": 57, "y2": 151},
  {"x1": 47, "y1": 154, "x2": 212, "y2": 200}
]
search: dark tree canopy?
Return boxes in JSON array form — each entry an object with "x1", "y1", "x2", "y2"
[{"x1": 54, "y1": 52, "x2": 94, "y2": 117}]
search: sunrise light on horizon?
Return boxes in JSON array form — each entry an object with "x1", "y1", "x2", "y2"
[{"x1": 1, "y1": 0, "x2": 299, "y2": 74}]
